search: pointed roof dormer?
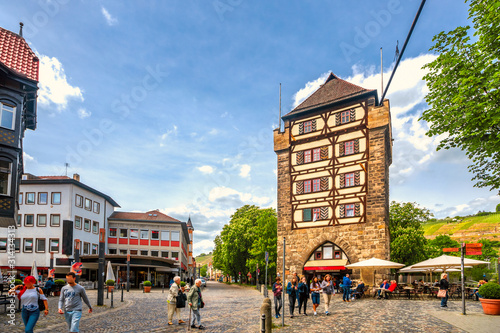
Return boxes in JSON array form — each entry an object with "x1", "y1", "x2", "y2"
[
  {"x1": 187, "y1": 216, "x2": 193, "y2": 229},
  {"x1": 283, "y1": 72, "x2": 377, "y2": 119}
]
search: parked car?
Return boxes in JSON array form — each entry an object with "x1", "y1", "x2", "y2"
[{"x1": 200, "y1": 278, "x2": 207, "y2": 287}]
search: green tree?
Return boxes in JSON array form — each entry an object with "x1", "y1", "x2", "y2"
[
  {"x1": 389, "y1": 201, "x2": 433, "y2": 236},
  {"x1": 421, "y1": 0, "x2": 500, "y2": 192},
  {"x1": 247, "y1": 208, "x2": 277, "y2": 284},
  {"x1": 200, "y1": 264, "x2": 208, "y2": 277},
  {"x1": 496, "y1": 203, "x2": 500, "y2": 212},
  {"x1": 389, "y1": 201, "x2": 433, "y2": 266},
  {"x1": 426, "y1": 235, "x2": 460, "y2": 258}
]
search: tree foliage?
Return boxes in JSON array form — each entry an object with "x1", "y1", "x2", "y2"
[
  {"x1": 211, "y1": 205, "x2": 277, "y2": 283},
  {"x1": 389, "y1": 201, "x2": 433, "y2": 266},
  {"x1": 496, "y1": 203, "x2": 500, "y2": 212},
  {"x1": 200, "y1": 264, "x2": 208, "y2": 277},
  {"x1": 426, "y1": 234, "x2": 460, "y2": 258},
  {"x1": 421, "y1": 0, "x2": 500, "y2": 192}
]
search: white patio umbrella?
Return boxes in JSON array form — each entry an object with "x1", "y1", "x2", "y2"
[
  {"x1": 346, "y1": 257, "x2": 405, "y2": 286},
  {"x1": 106, "y1": 261, "x2": 115, "y2": 282},
  {"x1": 411, "y1": 255, "x2": 489, "y2": 271}
]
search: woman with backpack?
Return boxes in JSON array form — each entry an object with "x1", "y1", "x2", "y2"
[
  {"x1": 9, "y1": 275, "x2": 49, "y2": 333},
  {"x1": 272, "y1": 277, "x2": 283, "y2": 318},
  {"x1": 310, "y1": 276, "x2": 321, "y2": 316},
  {"x1": 286, "y1": 276, "x2": 298, "y2": 318}
]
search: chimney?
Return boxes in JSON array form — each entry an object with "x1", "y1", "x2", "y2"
[
  {"x1": 73, "y1": 173, "x2": 80, "y2": 182},
  {"x1": 19, "y1": 22, "x2": 24, "y2": 37}
]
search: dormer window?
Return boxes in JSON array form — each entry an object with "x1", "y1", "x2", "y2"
[
  {"x1": 0, "y1": 159, "x2": 12, "y2": 195},
  {"x1": 0, "y1": 102, "x2": 15, "y2": 130}
]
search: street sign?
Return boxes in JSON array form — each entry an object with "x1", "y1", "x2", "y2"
[
  {"x1": 466, "y1": 251, "x2": 482, "y2": 256},
  {"x1": 466, "y1": 243, "x2": 482, "y2": 248},
  {"x1": 265, "y1": 251, "x2": 269, "y2": 263},
  {"x1": 443, "y1": 248, "x2": 459, "y2": 252}
]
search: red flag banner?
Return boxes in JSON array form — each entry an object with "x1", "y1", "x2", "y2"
[{"x1": 466, "y1": 251, "x2": 482, "y2": 256}]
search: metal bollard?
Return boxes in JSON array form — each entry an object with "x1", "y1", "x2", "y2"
[
  {"x1": 261, "y1": 314, "x2": 266, "y2": 333},
  {"x1": 106, "y1": 287, "x2": 109, "y2": 299},
  {"x1": 121, "y1": 287, "x2": 124, "y2": 302},
  {"x1": 162, "y1": 283, "x2": 164, "y2": 293},
  {"x1": 110, "y1": 289, "x2": 114, "y2": 308}
]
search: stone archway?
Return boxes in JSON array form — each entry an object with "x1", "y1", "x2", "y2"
[{"x1": 300, "y1": 233, "x2": 358, "y2": 266}]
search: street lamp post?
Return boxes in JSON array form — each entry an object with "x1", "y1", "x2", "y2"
[{"x1": 97, "y1": 229, "x2": 105, "y2": 306}]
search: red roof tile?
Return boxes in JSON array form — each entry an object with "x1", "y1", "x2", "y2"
[
  {"x1": 110, "y1": 210, "x2": 181, "y2": 223},
  {"x1": 0, "y1": 26, "x2": 39, "y2": 81},
  {"x1": 284, "y1": 73, "x2": 376, "y2": 118}
]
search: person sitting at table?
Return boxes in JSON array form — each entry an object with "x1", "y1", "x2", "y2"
[
  {"x1": 378, "y1": 280, "x2": 397, "y2": 299},
  {"x1": 42, "y1": 278, "x2": 55, "y2": 296},
  {"x1": 432, "y1": 279, "x2": 439, "y2": 287},
  {"x1": 353, "y1": 280, "x2": 365, "y2": 299},
  {"x1": 417, "y1": 279, "x2": 424, "y2": 288},
  {"x1": 376, "y1": 280, "x2": 390, "y2": 297},
  {"x1": 474, "y1": 280, "x2": 487, "y2": 300}
]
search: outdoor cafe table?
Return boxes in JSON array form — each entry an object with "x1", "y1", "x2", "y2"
[{"x1": 402, "y1": 287, "x2": 414, "y2": 299}]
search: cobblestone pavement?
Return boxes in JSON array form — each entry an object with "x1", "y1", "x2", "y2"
[
  {"x1": 272, "y1": 292, "x2": 485, "y2": 333},
  {"x1": 0, "y1": 283, "x2": 491, "y2": 332}
]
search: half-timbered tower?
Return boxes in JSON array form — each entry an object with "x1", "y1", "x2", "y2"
[{"x1": 274, "y1": 73, "x2": 392, "y2": 282}]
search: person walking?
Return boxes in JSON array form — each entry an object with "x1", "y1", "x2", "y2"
[
  {"x1": 342, "y1": 273, "x2": 352, "y2": 302},
  {"x1": 43, "y1": 278, "x2": 55, "y2": 296},
  {"x1": 298, "y1": 276, "x2": 309, "y2": 316},
  {"x1": 188, "y1": 279, "x2": 205, "y2": 330},
  {"x1": 10, "y1": 276, "x2": 49, "y2": 333},
  {"x1": 320, "y1": 274, "x2": 334, "y2": 315},
  {"x1": 167, "y1": 276, "x2": 186, "y2": 325},
  {"x1": 310, "y1": 277, "x2": 321, "y2": 316},
  {"x1": 272, "y1": 277, "x2": 283, "y2": 318},
  {"x1": 58, "y1": 272, "x2": 92, "y2": 333},
  {"x1": 439, "y1": 273, "x2": 449, "y2": 308},
  {"x1": 286, "y1": 277, "x2": 298, "y2": 318}
]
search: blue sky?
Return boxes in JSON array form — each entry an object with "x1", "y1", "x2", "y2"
[{"x1": 1, "y1": 0, "x2": 498, "y2": 255}]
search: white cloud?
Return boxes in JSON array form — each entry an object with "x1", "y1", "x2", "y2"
[
  {"x1": 159, "y1": 125, "x2": 178, "y2": 146},
  {"x1": 101, "y1": 7, "x2": 118, "y2": 26},
  {"x1": 23, "y1": 152, "x2": 35, "y2": 167},
  {"x1": 193, "y1": 239, "x2": 214, "y2": 256},
  {"x1": 37, "y1": 54, "x2": 83, "y2": 110},
  {"x1": 239, "y1": 164, "x2": 251, "y2": 178},
  {"x1": 208, "y1": 186, "x2": 270, "y2": 206},
  {"x1": 208, "y1": 128, "x2": 218, "y2": 135},
  {"x1": 197, "y1": 165, "x2": 214, "y2": 174},
  {"x1": 77, "y1": 108, "x2": 91, "y2": 119},
  {"x1": 433, "y1": 195, "x2": 500, "y2": 218},
  {"x1": 293, "y1": 72, "x2": 330, "y2": 108}
]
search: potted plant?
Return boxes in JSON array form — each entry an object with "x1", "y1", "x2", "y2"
[
  {"x1": 143, "y1": 280, "x2": 152, "y2": 293},
  {"x1": 478, "y1": 282, "x2": 500, "y2": 315},
  {"x1": 106, "y1": 279, "x2": 115, "y2": 292},
  {"x1": 54, "y1": 279, "x2": 66, "y2": 296}
]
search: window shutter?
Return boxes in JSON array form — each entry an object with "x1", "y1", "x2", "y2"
[
  {"x1": 350, "y1": 108, "x2": 356, "y2": 122},
  {"x1": 303, "y1": 209, "x2": 312, "y2": 222},
  {"x1": 320, "y1": 207, "x2": 328, "y2": 220},
  {"x1": 320, "y1": 146, "x2": 328, "y2": 160},
  {"x1": 335, "y1": 113, "x2": 341, "y2": 126},
  {"x1": 339, "y1": 174, "x2": 345, "y2": 189},
  {"x1": 296, "y1": 181, "x2": 304, "y2": 194},
  {"x1": 355, "y1": 203, "x2": 361, "y2": 216},
  {"x1": 339, "y1": 142, "x2": 345, "y2": 157},
  {"x1": 320, "y1": 177, "x2": 328, "y2": 191},
  {"x1": 339, "y1": 205, "x2": 345, "y2": 218},
  {"x1": 296, "y1": 151, "x2": 304, "y2": 165},
  {"x1": 355, "y1": 171, "x2": 360, "y2": 186},
  {"x1": 354, "y1": 138, "x2": 360, "y2": 153},
  {"x1": 299, "y1": 122, "x2": 304, "y2": 135},
  {"x1": 311, "y1": 119, "x2": 317, "y2": 131}
]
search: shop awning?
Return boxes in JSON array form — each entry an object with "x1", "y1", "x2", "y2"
[{"x1": 304, "y1": 259, "x2": 348, "y2": 271}]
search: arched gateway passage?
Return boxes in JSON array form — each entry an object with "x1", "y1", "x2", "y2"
[{"x1": 302, "y1": 242, "x2": 352, "y2": 281}]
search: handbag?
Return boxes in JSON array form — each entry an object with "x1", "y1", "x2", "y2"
[
  {"x1": 437, "y1": 289, "x2": 447, "y2": 298},
  {"x1": 37, "y1": 288, "x2": 46, "y2": 311},
  {"x1": 176, "y1": 290, "x2": 186, "y2": 308}
]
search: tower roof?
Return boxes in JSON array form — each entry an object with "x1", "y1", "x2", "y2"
[
  {"x1": 187, "y1": 216, "x2": 193, "y2": 229},
  {"x1": 0, "y1": 25, "x2": 39, "y2": 81},
  {"x1": 283, "y1": 72, "x2": 376, "y2": 119}
]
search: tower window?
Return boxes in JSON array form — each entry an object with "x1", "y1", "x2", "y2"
[
  {"x1": 341, "y1": 110, "x2": 350, "y2": 124},
  {"x1": 345, "y1": 141, "x2": 354, "y2": 155},
  {"x1": 345, "y1": 204, "x2": 355, "y2": 217},
  {"x1": 304, "y1": 121, "x2": 312, "y2": 133},
  {"x1": 345, "y1": 173, "x2": 355, "y2": 187}
]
